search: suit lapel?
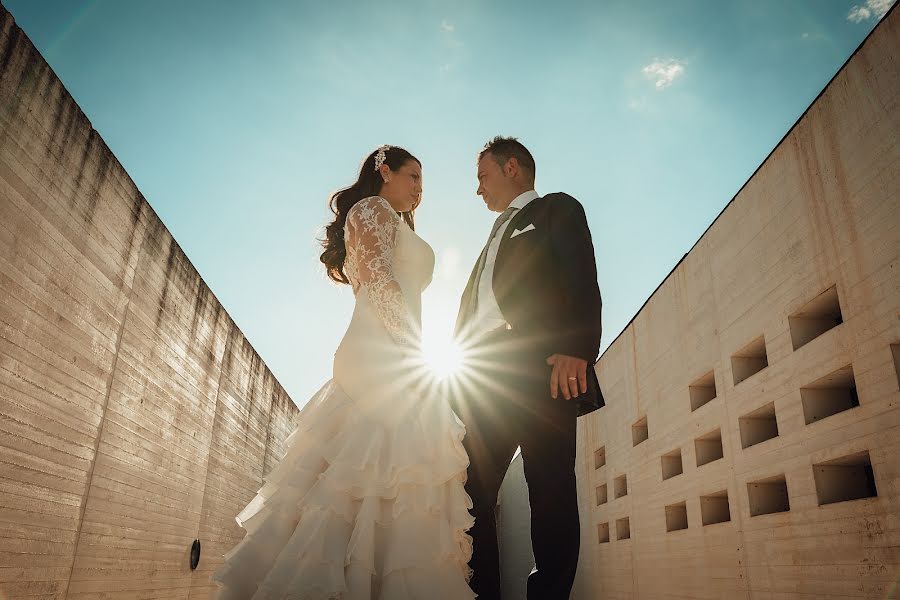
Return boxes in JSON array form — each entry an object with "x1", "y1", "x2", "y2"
[
  {"x1": 458, "y1": 196, "x2": 541, "y2": 337},
  {"x1": 494, "y1": 196, "x2": 541, "y2": 275}
]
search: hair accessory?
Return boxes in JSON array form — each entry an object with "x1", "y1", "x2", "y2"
[{"x1": 374, "y1": 145, "x2": 391, "y2": 171}]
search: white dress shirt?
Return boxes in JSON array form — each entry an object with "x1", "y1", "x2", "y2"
[{"x1": 473, "y1": 189, "x2": 540, "y2": 333}]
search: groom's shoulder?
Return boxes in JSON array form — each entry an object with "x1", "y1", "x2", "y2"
[{"x1": 539, "y1": 192, "x2": 584, "y2": 215}]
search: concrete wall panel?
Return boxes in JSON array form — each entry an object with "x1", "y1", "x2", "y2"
[
  {"x1": 0, "y1": 5, "x2": 301, "y2": 598},
  {"x1": 575, "y1": 8, "x2": 900, "y2": 599}
]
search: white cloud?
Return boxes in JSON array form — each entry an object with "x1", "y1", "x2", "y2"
[
  {"x1": 847, "y1": 0, "x2": 895, "y2": 22},
  {"x1": 848, "y1": 5, "x2": 872, "y2": 21},
  {"x1": 641, "y1": 58, "x2": 686, "y2": 90},
  {"x1": 438, "y1": 19, "x2": 462, "y2": 72}
]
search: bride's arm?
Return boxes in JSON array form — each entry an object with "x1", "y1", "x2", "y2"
[{"x1": 346, "y1": 196, "x2": 414, "y2": 345}]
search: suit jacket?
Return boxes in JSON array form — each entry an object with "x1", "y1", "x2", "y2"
[{"x1": 455, "y1": 192, "x2": 605, "y2": 416}]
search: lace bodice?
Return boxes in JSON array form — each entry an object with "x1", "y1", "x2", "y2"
[{"x1": 344, "y1": 196, "x2": 431, "y2": 345}]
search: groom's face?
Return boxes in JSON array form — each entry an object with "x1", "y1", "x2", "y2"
[{"x1": 476, "y1": 153, "x2": 514, "y2": 212}]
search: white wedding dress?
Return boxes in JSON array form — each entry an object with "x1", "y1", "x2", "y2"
[{"x1": 211, "y1": 196, "x2": 475, "y2": 599}]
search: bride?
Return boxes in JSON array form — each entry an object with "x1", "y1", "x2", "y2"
[{"x1": 211, "y1": 146, "x2": 475, "y2": 599}]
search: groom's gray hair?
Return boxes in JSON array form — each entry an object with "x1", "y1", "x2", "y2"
[{"x1": 479, "y1": 136, "x2": 536, "y2": 183}]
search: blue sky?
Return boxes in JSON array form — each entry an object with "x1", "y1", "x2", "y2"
[{"x1": 5, "y1": 0, "x2": 893, "y2": 406}]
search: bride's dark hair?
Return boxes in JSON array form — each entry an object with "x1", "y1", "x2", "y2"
[{"x1": 320, "y1": 146, "x2": 420, "y2": 285}]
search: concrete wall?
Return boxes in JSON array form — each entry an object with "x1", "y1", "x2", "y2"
[
  {"x1": 0, "y1": 5, "x2": 300, "y2": 598},
  {"x1": 573, "y1": 7, "x2": 899, "y2": 599}
]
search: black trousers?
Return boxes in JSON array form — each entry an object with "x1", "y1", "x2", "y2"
[{"x1": 450, "y1": 330, "x2": 580, "y2": 600}]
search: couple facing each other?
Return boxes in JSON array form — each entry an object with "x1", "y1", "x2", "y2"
[{"x1": 212, "y1": 136, "x2": 604, "y2": 600}]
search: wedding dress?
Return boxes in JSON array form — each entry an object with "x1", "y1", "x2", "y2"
[{"x1": 211, "y1": 196, "x2": 475, "y2": 599}]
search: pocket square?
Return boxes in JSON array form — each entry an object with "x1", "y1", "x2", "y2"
[{"x1": 511, "y1": 223, "x2": 536, "y2": 238}]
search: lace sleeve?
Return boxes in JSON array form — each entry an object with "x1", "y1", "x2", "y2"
[{"x1": 346, "y1": 196, "x2": 411, "y2": 345}]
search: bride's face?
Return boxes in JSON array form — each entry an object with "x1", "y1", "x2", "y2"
[{"x1": 380, "y1": 160, "x2": 422, "y2": 213}]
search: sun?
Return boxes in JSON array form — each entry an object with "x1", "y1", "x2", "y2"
[
  {"x1": 421, "y1": 332, "x2": 464, "y2": 380},
  {"x1": 418, "y1": 296, "x2": 470, "y2": 382}
]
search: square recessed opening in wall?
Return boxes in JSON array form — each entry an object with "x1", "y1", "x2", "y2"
[
  {"x1": 593, "y1": 446, "x2": 606, "y2": 469},
  {"x1": 665, "y1": 501, "x2": 688, "y2": 532},
  {"x1": 661, "y1": 448, "x2": 683, "y2": 480},
  {"x1": 695, "y1": 429, "x2": 724, "y2": 467},
  {"x1": 813, "y1": 450, "x2": 877, "y2": 506},
  {"x1": 892, "y1": 344, "x2": 900, "y2": 389},
  {"x1": 739, "y1": 402, "x2": 779, "y2": 449},
  {"x1": 689, "y1": 371, "x2": 717, "y2": 411},
  {"x1": 616, "y1": 517, "x2": 631, "y2": 540},
  {"x1": 800, "y1": 365, "x2": 859, "y2": 425},
  {"x1": 597, "y1": 522, "x2": 610, "y2": 544},
  {"x1": 632, "y1": 416, "x2": 648, "y2": 447},
  {"x1": 700, "y1": 490, "x2": 731, "y2": 526},
  {"x1": 596, "y1": 484, "x2": 608, "y2": 506},
  {"x1": 731, "y1": 336, "x2": 769, "y2": 385},
  {"x1": 789, "y1": 286, "x2": 843, "y2": 351},
  {"x1": 614, "y1": 475, "x2": 628, "y2": 499},
  {"x1": 747, "y1": 475, "x2": 790, "y2": 516}
]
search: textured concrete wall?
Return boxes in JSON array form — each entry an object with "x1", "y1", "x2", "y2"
[
  {"x1": 573, "y1": 8, "x2": 899, "y2": 600},
  {"x1": 0, "y1": 4, "x2": 300, "y2": 598}
]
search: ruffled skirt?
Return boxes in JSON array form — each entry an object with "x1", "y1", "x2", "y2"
[{"x1": 210, "y1": 379, "x2": 475, "y2": 599}]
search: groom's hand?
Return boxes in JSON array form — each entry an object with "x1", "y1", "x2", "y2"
[{"x1": 546, "y1": 354, "x2": 589, "y2": 400}]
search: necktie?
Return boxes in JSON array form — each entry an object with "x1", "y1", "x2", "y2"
[{"x1": 471, "y1": 207, "x2": 517, "y2": 308}]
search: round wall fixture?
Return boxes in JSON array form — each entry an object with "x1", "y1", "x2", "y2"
[{"x1": 190, "y1": 539, "x2": 201, "y2": 570}]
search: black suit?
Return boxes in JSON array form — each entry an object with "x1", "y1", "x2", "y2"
[{"x1": 452, "y1": 192, "x2": 603, "y2": 599}]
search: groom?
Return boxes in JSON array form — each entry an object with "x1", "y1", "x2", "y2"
[{"x1": 452, "y1": 136, "x2": 604, "y2": 599}]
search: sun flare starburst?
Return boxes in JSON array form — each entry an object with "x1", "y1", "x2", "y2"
[{"x1": 421, "y1": 334, "x2": 464, "y2": 380}]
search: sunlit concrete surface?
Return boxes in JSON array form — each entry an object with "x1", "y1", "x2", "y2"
[{"x1": 569, "y1": 7, "x2": 899, "y2": 599}]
